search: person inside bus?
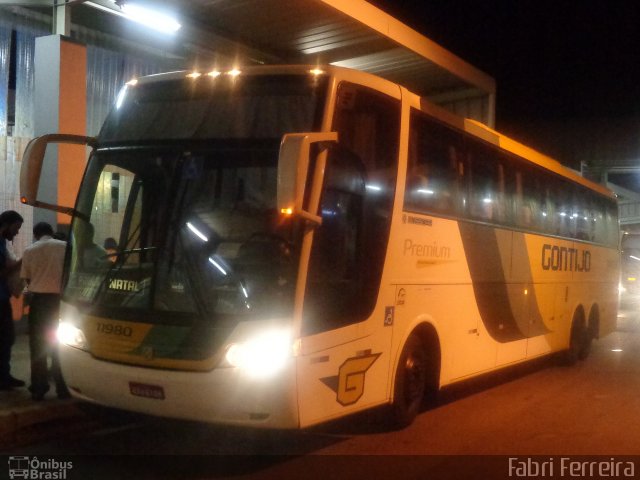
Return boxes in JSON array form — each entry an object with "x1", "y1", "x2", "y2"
[
  {"x1": 103, "y1": 237, "x2": 118, "y2": 263},
  {"x1": 74, "y1": 222, "x2": 109, "y2": 270}
]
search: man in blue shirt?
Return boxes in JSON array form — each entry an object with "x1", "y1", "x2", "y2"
[{"x1": 0, "y1": 210, "x2": 25, "y2": 390}]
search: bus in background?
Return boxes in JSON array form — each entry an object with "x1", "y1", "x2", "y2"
[
  {"x1": 620, "y1": 232, "x2": 640, "y2": 305},
  {"x1": 20, "y1": 65, "x2": 619, "y2": 429}
]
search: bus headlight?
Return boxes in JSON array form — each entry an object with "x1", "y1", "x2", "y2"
[
  {"x1": 224, "y1": 330, "x2": 292, "y2": 378},
  {"x1": 57, "y1": 322, "x2": 89, "y2": 351}
]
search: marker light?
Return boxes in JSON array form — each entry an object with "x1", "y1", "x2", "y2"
[
  {"x1": 224, "y1": 330, "x2": 292, "y2": 378},
  {"x1": 57, "y1": 322, "x2": 89, "y2": 351},
  {"x1": 309, "y1": 68, "x2": 325, "y2": 76},
  {"x1": 280, "y1": 207, "x2": 294, "y2": 216}
]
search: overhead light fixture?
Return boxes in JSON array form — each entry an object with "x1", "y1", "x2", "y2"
[
  {"x1": 119, "y1": 2, "x2": 181, "y2": 34},
  {"x1": 85, "y1": 1, "x2": 181, "y2": 35}
]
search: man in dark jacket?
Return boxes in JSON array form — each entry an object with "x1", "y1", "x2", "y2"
[{"x1": 0, "y1": 210, "x2": 25, "y2": 390}]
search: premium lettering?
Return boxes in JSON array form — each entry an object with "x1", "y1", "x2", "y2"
[{"x1": 403, "y1": 239, "x2": 451, "y2": 259}]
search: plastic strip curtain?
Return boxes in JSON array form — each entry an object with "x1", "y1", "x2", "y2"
[
  {"x1": 86, "y1": 46, "x2": 125, "y2": 137},
  {"x1": 0, "y1": 19, "x2": 11, "y2": 136},
  {"x1": 86, "y1": 45, "x2": 169, "y2": 137},
  {"x1": 14, "y1": 22, "x2": 47, "y2": 139},
  {"x1": 2, "y1": 19, "x2": 46, "y2": 256}
]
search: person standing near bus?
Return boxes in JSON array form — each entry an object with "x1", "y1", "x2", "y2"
[
  {"x1": 21, "y1": 222, "x2": 71, "y2": 400},
  {"x1": 0, "y1": 210, "x2": 25, "y2": 390}
]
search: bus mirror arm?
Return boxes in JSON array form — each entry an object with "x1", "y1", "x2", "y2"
[
  {"x1": 20, "y1": 133, "x2": 96, "y2": 217},
  {"x1": 25, "y1": 200, "x2": 89, "y2": 222},
  {"x1": 277, "y1": 132, "x2": 338, "y2": 226}
]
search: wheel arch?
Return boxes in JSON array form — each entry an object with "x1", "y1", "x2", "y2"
[{"x1": 391, "y1": 319, "x2": 442, "y2": 398}]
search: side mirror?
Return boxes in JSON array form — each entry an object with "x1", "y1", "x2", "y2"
[
  {"x1": 20, "y1": 134, "x2": 96, "y2": 215},
  {"x1": 277, "y1": 132, "x2": 338, "y2": 225}
]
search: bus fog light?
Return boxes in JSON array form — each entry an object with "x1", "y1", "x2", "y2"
[
  {"x1": 57, "y1": 322, "x2": 89, "y2": 351},
  {"x1": 224, "y1": 330, "x2": 292, "y2": 378}
]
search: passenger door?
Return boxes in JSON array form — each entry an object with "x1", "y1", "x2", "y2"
[{"x1": 296, "y1": 82, "x2": 401, "y2": 427}]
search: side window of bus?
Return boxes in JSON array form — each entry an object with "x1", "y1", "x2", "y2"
[
  {"x1": 466, "y1": 140, "x2": 508, "y2": 224},
  {"x1": 555, "y1": 181, "x2": 575, "y2": 238},
  {"x1": 515, "y1": 165, "x2": 544, "y2": 231},
  {"x1": 303, "y1": 155, "x2": 364, "y2": 335},
  {"x1": 606, "y1": 201, "x2": 619, "y2": 247},
  {"x1": 405, "y1": 111, "x2": 461, "y2": 216},
  {"x1": 575, "y1": 189, "x2": 594, "y2": 241},
  {"x1": 303, "y1": 84, "x2": 400, "y2": 335}
]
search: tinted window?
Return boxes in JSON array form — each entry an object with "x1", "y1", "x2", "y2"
[
  {"x1": 303, "y1": 84, "x2": 400, "y2": 335},
  {"x1": 405, "y1": 112, "x2": 462, "y2": 216}
]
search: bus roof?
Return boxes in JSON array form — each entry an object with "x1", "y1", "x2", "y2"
[
  {"x1": 99, "y1": 0, "x2": 496, "y2": 127},
  {"x1": 129, "y1": 65, "x2": 615, "y2": 202},
  {"x1": 462, "y1": 119, "x2": 616, "y2": 200}
]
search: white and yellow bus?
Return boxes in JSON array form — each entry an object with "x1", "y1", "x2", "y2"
[{"x1": 21, "y1": 65, "x2": 619, "y2": 428}]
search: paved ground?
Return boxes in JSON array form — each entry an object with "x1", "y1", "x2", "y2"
[
  {"x1": 3, "y1": 304, "x2": 639, "y2": 456},
  {"x1": 0, "y1": 330, "x2": 85, "y2": 449}
]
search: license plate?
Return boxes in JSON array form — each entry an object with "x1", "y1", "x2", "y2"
[{"x1": 129, "y1": 382, "x2": 165, "y2": 400}]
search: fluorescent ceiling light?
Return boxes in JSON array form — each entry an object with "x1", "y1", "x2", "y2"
[
  {"x1": 85, "y1": 1, "x2": 181, "y2": 34},
  {"x1": 121, "y1": 3, "x2": 181, "y2": 33}
]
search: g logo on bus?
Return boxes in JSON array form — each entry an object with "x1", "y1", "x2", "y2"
[
  {"x1": 321, "y1": 353, "x2": 381, "y2": 406},
  {"x1": 141, "y1": 346, "x2": 154, "y2": 360}
]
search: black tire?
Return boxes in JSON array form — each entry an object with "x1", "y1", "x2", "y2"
[
  {"x1": 390, "y1": 334, "x2": 428, "y2": 428},
  {"x1": 578, "y1": 322, "x2": 595, "y2": 361},
  {"x1": 564, "y1": 317, "x2": 587, "y2": 366}
]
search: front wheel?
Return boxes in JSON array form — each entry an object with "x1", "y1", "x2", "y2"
[{"x1": 390, "y1": 334, "x2": 427, "y2": 428}]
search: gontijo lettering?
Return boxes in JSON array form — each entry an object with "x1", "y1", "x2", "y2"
[{"x1": 542, "y1": 244, "x2": 591, "y2": 272}]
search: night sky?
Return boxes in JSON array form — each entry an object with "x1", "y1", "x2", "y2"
[{"x1": 367, "y1": 1, "x2": 640, "y2": 138}]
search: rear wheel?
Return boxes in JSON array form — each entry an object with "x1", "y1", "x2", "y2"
[
  {"x1": 578, "y1": 322, "x2": 595, "y2": 361},
  {"x1": 564, "y1": 316, "x2": 587, "y2": 366},
  {"x1": 578, "y1": 313, "x2": 597, "y2": 361},
  {"x1": 390, "y1": 334, "x2": 427, "y2": 428}
]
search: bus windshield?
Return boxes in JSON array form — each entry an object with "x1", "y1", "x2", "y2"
[
  {"x1": 64, "y1": 74, "x2": 328, "y2": 326},
  {"x1": 100, "y1": 73, "x2": 327, "y2": 143}
]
